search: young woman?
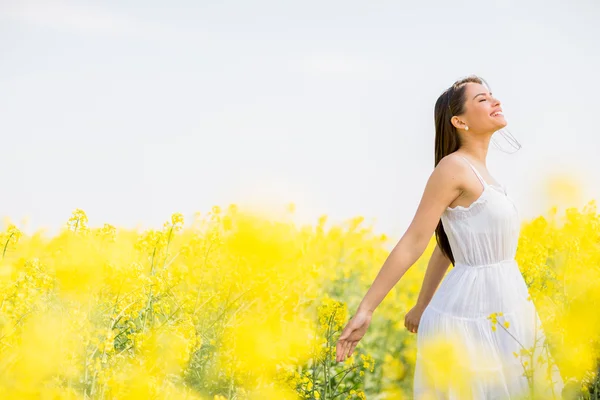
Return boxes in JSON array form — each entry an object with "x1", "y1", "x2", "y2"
[{"x1": 334, "y1": 75, "x2": 564, "y2": 398}]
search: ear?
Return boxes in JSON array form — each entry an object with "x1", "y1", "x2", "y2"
[{"x1": 450, "y1": 116, "x2": 468, "y2": 130}]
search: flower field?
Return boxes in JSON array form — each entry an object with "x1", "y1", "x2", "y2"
[{"x1": 0, "y1": 201, "x2": 599, "y2": 399}]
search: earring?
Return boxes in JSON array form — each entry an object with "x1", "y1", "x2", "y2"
[{"x1": 465, "y1": 126, "x2": 469, "y2": 131}]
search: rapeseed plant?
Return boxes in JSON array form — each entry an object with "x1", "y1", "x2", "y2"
[{"x1": 0, "y1": 197, "x2": 597, "y2": 399}]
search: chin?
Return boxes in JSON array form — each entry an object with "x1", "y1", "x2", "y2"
[{"x1": 494, "y1": 119, "x2": 508, "y2": 129}]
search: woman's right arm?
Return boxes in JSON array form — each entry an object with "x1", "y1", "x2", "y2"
[
  {"x1": 335, "y1": 155, "x2": 465, "y2": 362},
  {"x1": 354, "y1": 156, "x2": 463, "y2": 315}
]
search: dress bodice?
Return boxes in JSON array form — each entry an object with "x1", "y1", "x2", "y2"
[{"x1": 441, "y1": 156, "x2": 520, "y2": 267}]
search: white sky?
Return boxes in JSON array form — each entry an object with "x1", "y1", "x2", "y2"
[{"x1": 1, "y1": 0, "x2": 599, "y2": 239}]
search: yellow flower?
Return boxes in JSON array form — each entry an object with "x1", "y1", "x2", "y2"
[
  {"x1": 170, "y1": 213, "x2": 184, "y2": 231},
  {"x1": 66, "y1": 208, "x2": 89, "y2": 234},
  {"x1": 0, "y1": 198, "x2": 597, "y2": 398}
]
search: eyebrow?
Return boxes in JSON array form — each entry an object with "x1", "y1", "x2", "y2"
[{"x1": 473, "y1": 92, "x2": 492, "y2": 100}]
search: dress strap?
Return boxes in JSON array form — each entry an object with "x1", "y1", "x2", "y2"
[{"x1": 459, "y1": 156, "x2": 487, "y2": 188}]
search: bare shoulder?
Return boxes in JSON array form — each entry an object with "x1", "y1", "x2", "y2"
[
  {"x1": 431, "y1": 153, "x2": 469, "y2": 190},
  {"x1": 400, "y1": 152, "x2": 467, "y2": 255}
]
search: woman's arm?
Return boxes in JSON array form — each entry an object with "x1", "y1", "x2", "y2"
[
  {"x1": 336, "y1": 154, "x2": 467, "y2": 362},
  {"x1": 415, "y1": 244, "x2": 452, "y2": 311},
  {"x1": 404, "y1": 245, "x2": 452, "y2": 333},
  {"x1": 355, "y1": 156, "x2": 463, "y2": 315}
]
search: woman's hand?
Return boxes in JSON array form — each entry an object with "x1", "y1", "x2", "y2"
[
  {"x1": 404, "y1": 305, "x2": 425, "y2": 334},
  {"x1": 335, "y1": 309, "x2": 373, "y2": 362}
]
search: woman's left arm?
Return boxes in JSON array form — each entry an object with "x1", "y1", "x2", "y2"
[
  {"x1": 404, "y1": 244, "x2": 451, "y2": 333},
  {"x1": 415, "y1": 244, "x2": 451, "y2": 312}
]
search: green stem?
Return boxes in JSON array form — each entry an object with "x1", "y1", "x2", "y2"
[
  {"x1": 2, "y1": 233, "x2": 14, "y2": 259},
  {"x1": 331, "y1": 365, "x2": 360, "y2": 395},
  {"x1": 162, "y1": 227, "x2": 174, "y2": 270}
]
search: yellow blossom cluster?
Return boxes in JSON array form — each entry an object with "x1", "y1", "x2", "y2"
[{"x1": 0, "y1": 196, "x2": 598, "y2": 399}]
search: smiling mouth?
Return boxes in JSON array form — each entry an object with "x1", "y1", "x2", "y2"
[{"x1": 491, "y1": 111, "x2": 504, "y2": 117}]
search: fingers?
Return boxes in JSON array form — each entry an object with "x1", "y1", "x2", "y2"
[
  {"x1": 335, "y1": 338, "x2": 345, "y2": 362},
  {"x1": 336, "y1": 339, "x2": 348, "y2": 362},
  {"x1": 348, "y1": 340, "x2": 358, "y2": 357},
  {"x1": 336, "y1": 325, "x2": 351, "y2": 362},
  {"x1": 343, "y1": 339, "x2": 352, "y2": 360},
  {"x1": 336, "y1": 338, "x2": 360, "y2": 362},
  {"x1": 336, "y1": 329, "x2": 354, "y2": 362},
  {"x1": 405, "y1": 320, "x2": 418, "y2": 333},
  {"x1": 336, "y1": 329, "x2": 352, "y2": 362}
]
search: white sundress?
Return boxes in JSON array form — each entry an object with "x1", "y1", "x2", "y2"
[{"x1": 413, "y1": 156, "x2": 564, "y2": 399}]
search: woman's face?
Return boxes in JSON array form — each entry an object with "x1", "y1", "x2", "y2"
[{"x1": 456, "y1": 82, "x2": 507, "y2": 133}]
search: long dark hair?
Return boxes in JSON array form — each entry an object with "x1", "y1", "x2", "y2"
[{"x1": 433, "y1": 75, "x2": 489, "y2": 265}]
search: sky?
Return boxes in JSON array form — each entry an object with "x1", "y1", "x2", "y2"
[{"x1": 1, "y1": 0, "x2": 599, "y2": 239}]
